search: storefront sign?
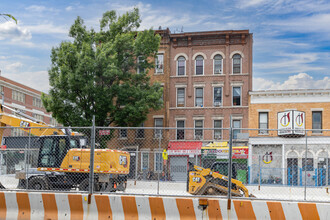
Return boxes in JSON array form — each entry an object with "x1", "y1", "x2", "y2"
[
  {"x1": 201, "y1": 147, "x2": 248, "y2": 159},
  {"x1": 168, "y1": 149, "x2": 201, "y2": 155},
  {"x1": 262, "y1": 152, "x2": 273, "y2": 164},
  {"x1": 99, "y1": 130, "x2": 111, "y2": 136},
  {"x1": 278, "y1": 110, "x2": 305, "y2": 136}
]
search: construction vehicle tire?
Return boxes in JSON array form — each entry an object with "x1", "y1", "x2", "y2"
[
  {"x1": 78, "y1": 178, "x2": 89, "y2": 191},
  {"x1": 28, "y1": 176, "x2": 49, "y2": 190}
]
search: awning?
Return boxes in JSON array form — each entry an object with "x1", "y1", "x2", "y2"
[{"x1": 168, "y1": 141, "x2": 202, "y2": 155}]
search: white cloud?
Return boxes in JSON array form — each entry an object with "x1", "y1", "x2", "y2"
[
  {"x1": 0, "y1": 21, "x2": 31, "y2": 41},
  {"x1": 26, "y1": 5, "x2": 47, "y2": 12},
  {"x1": 4, "y1": 62, "x2": 23, "y2": 72},
  {"x1": 66, "y1": 6, "x2": 73, "y2": 11},
  {"x1": 254, "y1": 73, "x2": 330, "y2": 90},
  {"x1": 2, "y1": 71, "x2": 50, "y2": 93},
  {"x1": 25, "y1": 23, "x2": 68, "y2": 35}
]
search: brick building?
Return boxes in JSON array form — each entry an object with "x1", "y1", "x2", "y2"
[
  {"x1": 248, "y1": 89, "x2": 330, "y2": 186},
  {"x1": 0, "y1": 75, "x2": 56, "y2": 136}
]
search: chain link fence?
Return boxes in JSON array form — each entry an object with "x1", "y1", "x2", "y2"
[{"x1": 1, "y1": 125, "x2": 330, "y2": 202}]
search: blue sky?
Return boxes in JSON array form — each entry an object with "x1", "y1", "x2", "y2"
[{"x1": 1, "y1": 0, "x2": 330, "y2": 92}]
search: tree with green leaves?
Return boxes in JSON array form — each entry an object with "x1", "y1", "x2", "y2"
[
  {"x1": 42, "y1": 8, "x2": 163, "y2": 127},
  {"x1": 0, "y1": 13, "x2": 17, "y2": 23}
]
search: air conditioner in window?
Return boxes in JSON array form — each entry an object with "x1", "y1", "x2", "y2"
[
  {"x1": 215, "y1": 69, "x2": 221, "y2": 74},
  {"x1": 195, "y1": 135, "x2": 203, "y2": 140},
  {"x1": 214, "y1": 102, "x2": 221, "y2": 107}
]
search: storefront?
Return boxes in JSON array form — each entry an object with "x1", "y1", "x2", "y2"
[
  {"x1": 201, "y1": 142, "x2": 249, "y2": 183},
  {"x1": 167, "y1": 141, "x2": 202, "y2": 182}
]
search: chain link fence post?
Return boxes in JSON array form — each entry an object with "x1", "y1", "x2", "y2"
[
  {"x1": 304, "y1": 130, "x2": 308, "y2": 201},
  {"x1": 25, "y1": 128, "x2": 31, "y2": 190},
  {"x1": 227, "y1": 119, "x2": 233, "y2": 210},
  {"x1": 88, "y1": 116, "x2": 96, "y2": 203},
  {"x1": 258, "y1": 155, "x2": 261, "y2": 190}
]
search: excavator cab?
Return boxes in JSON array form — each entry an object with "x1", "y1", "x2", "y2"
[{"x1": 37, "y1": 136, "x2": 82, "y2": 168}]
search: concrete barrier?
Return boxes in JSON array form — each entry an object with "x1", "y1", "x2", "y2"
[{"x1": 0, "y1": 191, "x2": 330, "y2": 219}]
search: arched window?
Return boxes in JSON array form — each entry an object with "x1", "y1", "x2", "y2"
[
  {"x1": 214, "y1": 55, "x2": 223, "y2": 74},
  {"x1": 195, "y1": 55, "x2": 204, "y2": 75},
  {"x1": 232, "y1": 54, "x2": 241, "y2": 74},
  {"x1": 177, "y1": 56, "x2": 186, "y2": 76}
]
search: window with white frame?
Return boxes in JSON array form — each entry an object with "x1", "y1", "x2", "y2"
[
  {"x1": 195, "y1": 55, "x2": 204, "y2": 75},
  {"x1": 214, "y1": 55, "x2": 223, "y2": 74},
  {"x1": 154, "y1": 152, "x2": 163, "y2": 172},
  {"x1": 12, "y1": 90, "x2": 25, "y2": 103},
  {"x1": 33, "y1": 97, "x2": 43, "y2": 108},
  {"x1": 137, "y1": 56, "x2": 145, "y2": 74},
  {"x1": 12, "y1": 128, "x2": 26, "y2": 136},
  {"x1": 213, "y1": 87, "x2": 222, "y2": 107},
  {"x1": 119, "y1": 129, "x2": 127, "y2": 138},
  {"x1": 232, "y1": 87, "x2": 241, "y2": 106},
  {"x1": 232, "y1": 54, "x2": 241, "y2": 74},
  {"x1": 259, "y1": 112, "x2": 268, "y2": 134},
  {"x1": 155, "y1": 54, "x2": 164, "y2": 73},
  {"x1": 32, "y1": 113, "x2": 44, "y2": 122},
  {"x1": 194, "y1": 120, "x2": 203, "y2": 140},
  {"x1": 214, "y1": 120, "x2": 222, "y2": 140},
  {"x1": 136, "y1": 122, "x2": 145, "y2": 139},
  {"x1": 195, "y1": 88, "x2": 203, "y2": 107},
  {"x1": 141, "y1": 152, "x2": 149, "y2": 170},
  {"x1": 312, "y1": 111, "x2": 322, "y2": 133},
  {"x1": 154, "y1": 118, "x2": 163, "y2": 138},
  {"x1": 177, "y1": 120, "x2": 185, "y2": 140},
  {"x1": 232, "y1": 120, "x2": 241, "y2": 139},
  {"x1": 177, "y1": 88, "x2": 185, "y2": 107},
  {"x1": 177, "y1": 56, "x2": 186, "y2": 76},
  {"x1": 50, "y1": 118, "x2": 58, "y2": 126}
]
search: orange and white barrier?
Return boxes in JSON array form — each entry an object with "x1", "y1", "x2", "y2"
[{"x1": 0, "y1": 191, "x2": 329, "y2": 219}]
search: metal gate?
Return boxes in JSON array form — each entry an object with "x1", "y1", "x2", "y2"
[{"x1": 170, "y1": 157, "x2": 187, "y2": 182}]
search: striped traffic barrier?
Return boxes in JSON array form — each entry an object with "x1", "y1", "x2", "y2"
[{"x1": 0, "y1": 191, "x2": 329, "y2": 219}]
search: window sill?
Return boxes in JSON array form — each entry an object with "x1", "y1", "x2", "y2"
[
  {"x1": 311, "y1": 133, "x2": 323, "y2": 136},
  {"x1": 171, "y1": 75, "x2": 188, "y2": 78},
  {"x1": 258, "y1": 133, "x2": 269, "y2": 136},
  {"x1": 118, "y1": 137, "x2": 128, "y2": 140},
  {"x1": 230, "y1": 73, "x2": 250, "y2": 75},
  {"x1": 154, "y1": 72, "x2": 164, "y2": 75}
]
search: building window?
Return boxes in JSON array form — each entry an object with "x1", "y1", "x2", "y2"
[
  {"x1": 177, "y1": 56, "x2": 186, "y2": 76},
  {"x1": 232, "y1": 54, "x2": 241, "y2": 74},
  {"x1": 119, "y1": 129, "x2": 127, "y2": 138},
  {"x1": 302, "y1": 158, "x2": 314, "y2": 171},
  {"x1": 32, "y1": 113, "x2": 44, "y2": 122},
  {"x1": 137, "y1": 56, "x2": 145, "y2": 74},
  {"x1": 12, "y1": 90, "x2": 25, "y2": 103},
  {"x1": 312, "y1": 111, "x2": 322, "y2": 133},
  {"x1": 259, "y1": 112, "x2": 268, "y2": 134},
  {"x1": 50, "y1": 118, "x2": 58, "y2": 126},
  {"x1": 177, "y1": 88, "x2": 185, "y2": 107},
  {"x1": 155, "y1": 54, "x2": 164, "y2": 74},
  {"x1": 233, "y1": 120, "x2": 241, "y2": 139},
  {"x1": 195, "y1": 55, "x2": 204, "y2": 75},
  {"x1": 12, "y1": 128, "x2": 26, "y2": 136},
  {"x1": 141, "y1": 152, "x2": 149, "y2": 170},
  {"x1": 177, "y1": 120, "x2": 185, "y2": 140},
  {"x1": 154, "y1": 152, "x2": 163, "y2": 173},
  {"x1": 33, "y1": 97, "x2": 43, "y2": 108},
  {"x1": 194, "y1": 120, "x2": 203, "y2": 140},
  {"x1": 136, "y1": 123, "x2": 145, "y2": 139},
  {"x1": 232, "y1": 87, "x2": 241, "y2": 106},
  {"x1": 195, "y1": 88, "x2": 203, "y2": 107},
  {"x1": 214, "y1": 120, "x2": 222, "y2": 140},
  {"x1": 214, "y1": 55, "x2": 223, "y2": 74},
  {"x1": 154, "y1": 118, "x2": 163, "y2": 138},
  {"x1": 213, "y1": 87, "x2": 222, "y2": 107}
]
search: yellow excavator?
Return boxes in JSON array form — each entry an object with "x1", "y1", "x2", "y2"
[
  {"x1": 0, "y1": 103, "x2": 130, "y2": 192},
  {"x1": 187, "y1": 162, "x2": 254, "y2": 197}
]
